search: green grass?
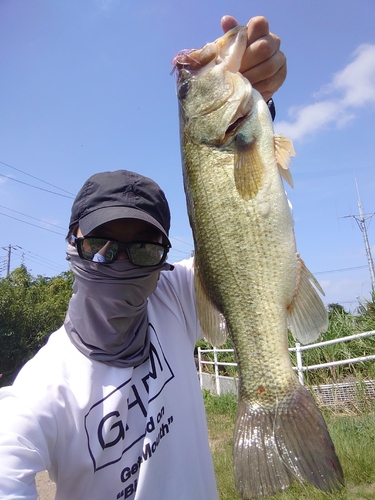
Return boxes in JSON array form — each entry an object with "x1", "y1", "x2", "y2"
[{"x1": 204, "y1": 391, "x2": 375, "y2": 500}]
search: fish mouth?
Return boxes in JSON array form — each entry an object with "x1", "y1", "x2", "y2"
[
  {"x1": 172, "y1": 44, "x2": 217, "y2": 73},
  {"x1": 172, "y1": 25, "x2": 248, "y2": 75}
]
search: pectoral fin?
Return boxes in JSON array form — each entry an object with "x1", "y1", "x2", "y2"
[
  {"x1": 287, "y1": 254, "x2": 328, "y2": 344},
  {"x1": 234, "y1": 134, "x2": 264, "y2": 200},
  {"x1": 274, "y1": 134, "x2": 295, "y2": 188},
  {"x1": 194, "y1": 260, "x2": 227, "y2": 346}
]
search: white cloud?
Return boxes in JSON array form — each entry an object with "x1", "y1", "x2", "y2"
[
  {"x1": 275, "y1": 44, "x2": 375, "y2": 141},
  {"x1": 331, "y1": 44, "x2": 375, "y2": 107}
]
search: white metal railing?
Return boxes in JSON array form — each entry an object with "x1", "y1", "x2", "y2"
[
  {"x1": 290, "y1": 330, "x2": 375, "y2": 385},
  {"x1": 197, "y1": 347, "x2": 237, "y2": 395},
  {"x1": 197, "y1": 330, "x2": 375, "y2": 394}
]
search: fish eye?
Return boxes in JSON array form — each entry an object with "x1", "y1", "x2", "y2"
[{"x1": 178, "y1": 80, "x2": 190, "y2": 100}]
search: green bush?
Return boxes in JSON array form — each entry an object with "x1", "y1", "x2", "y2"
[{"x1": 0, "y1": 265, "x2": 73, "y2": 386}]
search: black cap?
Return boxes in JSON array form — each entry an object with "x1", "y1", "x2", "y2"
[{"x1": 69, "y1": 170, "x2": 171, "y2": 245}]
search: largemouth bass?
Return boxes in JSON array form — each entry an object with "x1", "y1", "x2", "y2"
[{"x1": 174, "y1": 26, "x2": 344, "y2": 499}]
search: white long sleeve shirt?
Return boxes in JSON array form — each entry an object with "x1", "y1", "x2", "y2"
[{"x1": 0, "y1": 259, "x2": 218, "y2": 500}]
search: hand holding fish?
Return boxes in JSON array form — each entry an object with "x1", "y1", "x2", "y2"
[{"x1": 221, "y1": 15, "x2": 287, "y2": 101}]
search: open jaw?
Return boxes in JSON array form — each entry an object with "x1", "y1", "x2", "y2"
[
  {"x1": 172, "y1": 25, "x2": 247, "y2": 75},
  {"x1": 172, "y1": 44, "x2": 217, "y2": 73}
]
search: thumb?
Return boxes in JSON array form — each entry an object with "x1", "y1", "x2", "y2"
[{"x1": 221, "y1": 15, "x2": 238, "y2": 33}]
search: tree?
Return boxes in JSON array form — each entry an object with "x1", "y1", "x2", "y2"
[
  {"x1": 327, "y1": 303, "x2": 347, "y2": 316},
  {"x1": 0, "y1": 265, "x2": 74, "y2": 386}
]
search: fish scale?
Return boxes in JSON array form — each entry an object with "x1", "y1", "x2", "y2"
[{"x1": 175, "y1": 25, "x2": 344, "y2": 499}]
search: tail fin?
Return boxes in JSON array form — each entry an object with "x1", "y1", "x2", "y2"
[{"x1": 233, "y1": 384, "x2": 344, "y2": 498}]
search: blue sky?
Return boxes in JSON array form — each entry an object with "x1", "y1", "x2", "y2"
[{"x1": 0, "y1": 0, "x2": 374, "y2": 311}]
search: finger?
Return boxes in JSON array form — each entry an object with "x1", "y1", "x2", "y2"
[
  {"x1": 239, "y1": 33, "x2": 281, "y2": 73},
  {"x1": 222, "y1": 16, "x2": 270, "y2": 42},
  {"x1": 221, "y1": 15, "x2": 238, "y2": 33},
  {"x1": 241, "y1": 44, "x2": 284, "y2": 83},
  {"x1": 249, "y1": 63, "x2": 287, "y2": 101},
  {"x1": 246, "y1": 16, "x2": 270, "y2": 46}
]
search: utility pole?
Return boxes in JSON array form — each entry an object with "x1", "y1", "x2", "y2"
[
  {"x1": 1, "y1": 244, "x2": 21, "y2": 277},
  {"x1": 2, "y1": 244, "x2": 11, "y2": 277},
  {"x1": 340, "y1": 177, "x2": 375, "y2": 291}
]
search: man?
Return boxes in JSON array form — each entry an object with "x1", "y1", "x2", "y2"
[{"x1": 0, "y1": 15, "x2": 286, "y2": 499}]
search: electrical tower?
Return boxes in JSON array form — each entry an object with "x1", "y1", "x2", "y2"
[{"x1": 340, "y1": 177, "x2": 375, "y2": 291}]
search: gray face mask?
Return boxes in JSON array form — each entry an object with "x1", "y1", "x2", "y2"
[{"x1": 64, "y1": 245, "x2": 173, "y2": 367}]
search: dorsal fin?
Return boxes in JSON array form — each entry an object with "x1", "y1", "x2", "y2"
[{"x1": 274, "y1": 134, "x2": 295, "y2": 188}]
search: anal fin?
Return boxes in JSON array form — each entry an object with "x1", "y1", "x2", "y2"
[{"x1": 287, "y1": 254, "x2": 328, "y2": 344}]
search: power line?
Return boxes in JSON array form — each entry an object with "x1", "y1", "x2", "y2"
[
  {"x1": 12, "y1": 246, "x2": 67, "y2": 271},
  {"x1": 314, "y1": 265, "x2": 368, "y2": 275},
  {"x1": 0, "y1": 173, "x2": 75, "y2": 199},
  {"x1": 168, "y1": 253, "x2": 193, "y2": 262},
  {"x1": 0, "y1": 160, "x2": 75, "y2": 196},
  {"x1": 168, "y1": 247, "x2": 193, "y2": 255},
  {"x1": 0, "y1": 204, "x2": 67, "y2": 231},
  {"x1": 0, "y1": 212, "x2": 66, "y2": 236},
  {"x1": 169, "y1": 236, "x2": 194, "y2": 248},
  {"x1": 17, "y1": 254, "x2": 66, "y2": 274},
  {"x1": 0, "y1": 245, "x2": 67, "y2": 276}
]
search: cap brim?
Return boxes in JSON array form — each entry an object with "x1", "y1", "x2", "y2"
[{"x1": 79, "y1": 206, "x2": 171, "y2": 246}]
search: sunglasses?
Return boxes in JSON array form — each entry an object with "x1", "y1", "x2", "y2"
[{"x1": 70, "y1": 236, "x2": 170, "y2": 266}]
